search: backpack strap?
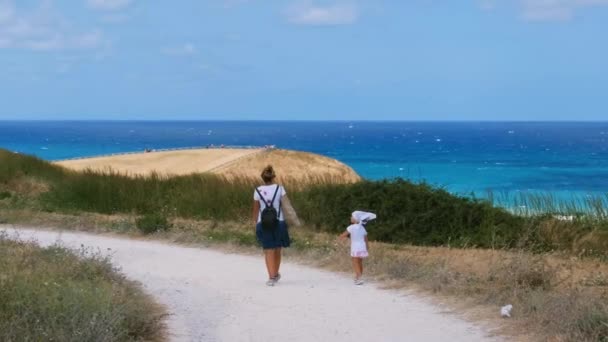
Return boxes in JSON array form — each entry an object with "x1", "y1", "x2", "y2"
[
  {"x1": 269, "y1": 184, "x2": 280, "y2": 205},
  {"x1": 255, "y1": 187, "x2": 269, "y2": 208},
  {"x1": 273, "y1": 185, "x2": 282, "y2": 220}
]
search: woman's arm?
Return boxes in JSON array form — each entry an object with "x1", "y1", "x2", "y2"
[
  {"x1": 252, "y1": 200, "x2": 260, "y2": 225},
  {"x1": 339, "y1": 230, "x2": 349, "y2": 240},
  {"x1": 281, "y1": 195, "x2": 302, "y2": 227}
]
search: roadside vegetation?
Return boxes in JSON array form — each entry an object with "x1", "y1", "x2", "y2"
[
  {"x1": 1, "y1": 148, "x2": 607, "y2": 341},
  {"x1": 2, "y1": 148, "x2": 607, "y2": 255},
  {"x1": 0, "y1": 234, "x2": 165, "y2": 342}
]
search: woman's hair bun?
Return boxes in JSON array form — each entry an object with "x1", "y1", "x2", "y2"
[{"x1": 261, "y1": 165, "x2": 276, "y2": 182}]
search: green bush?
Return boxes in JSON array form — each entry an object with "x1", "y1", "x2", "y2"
[
  {"x1": 292, "y1": 179, "x2": 526, "y2": 248},
  {"x1": 0, "y1": 191, "x2": 11, "y2": 200},
  {"x1": 0, "y1": 236, "x2": 164, "y2": 341},
  {"x1": 3, "y1": 148, "x2": 608, "y2": 253},
  {"x1": 136, "y1": 213, "x2": 172, "y2": 234}
]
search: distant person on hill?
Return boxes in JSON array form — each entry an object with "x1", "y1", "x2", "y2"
[
  {"x1": 339, "y1": 211, "x2": 377, "y2": 285},
  {"x1": 253, "y1": 165, "x2": 301, "y2": 286}
]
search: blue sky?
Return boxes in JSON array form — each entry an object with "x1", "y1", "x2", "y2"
[{"x1": 0, "y1": 0, "x2": 606, "y2": 120}]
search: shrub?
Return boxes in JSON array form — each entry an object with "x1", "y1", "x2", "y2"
[
  {"x1": 0, "y1": 191, "x2": 11, "y2": 200},
  {"x1": 0, "y1": 236, "x2": 165, "y2": 341},
  {"x1": 293, "y1": 179, "x2": 526, "y2": 248},
  {"x1": 136, "y1": 213, "x2": 172, "y2": 234}
]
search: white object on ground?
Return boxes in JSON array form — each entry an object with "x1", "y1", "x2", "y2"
[
  {"x1": 2, "y1": 226, "x2": 502, "y2": 342},
  {"x1": 554, "y1": 215, "x2": 574, "y2": 221},
  {"x1": 501, "y1": 305, "x2": 513, "y2": 318}
]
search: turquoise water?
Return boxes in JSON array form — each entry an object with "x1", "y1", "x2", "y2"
[{"x1": 1, "y1": 121, "x2": 607, "y2": 199}]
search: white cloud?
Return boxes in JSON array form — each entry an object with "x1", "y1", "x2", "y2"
[
  {"x1": 87, "y1": 0, "x2": 134, "y2": 11},
  {"x1": 0, "y1": 0, "x2": 107, "y2": 51},
  {"x1": 286, "y1": 2, "x2": 359, "y2": 26},
  {"x1": 483, "y1": 0, "x2": 608, "y2": 21},
  {"x1": 162, "y1": 43, "x2": 197, "y2": 56}
]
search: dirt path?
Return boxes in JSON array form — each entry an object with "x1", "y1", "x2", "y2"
[{"x1": 2, "y1": 226, "x2": 502, "y2": 342}]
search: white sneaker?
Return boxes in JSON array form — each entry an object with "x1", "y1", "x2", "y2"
[
  {"x1": 266, "y1": 279, "x2": 276, "y2": 286},
  {"x1": 354, "y1": 278, "x2": 364, "y2": 285},
  {"x1": 273, "y1": 273, "x2": 281, "y2": 283}
]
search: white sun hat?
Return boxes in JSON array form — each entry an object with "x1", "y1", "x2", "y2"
[{"x1": 352, "y1": 211, "x2": 377, "y2": 224}]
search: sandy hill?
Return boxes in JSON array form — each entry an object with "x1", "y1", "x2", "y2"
[{"x1": 56, "y1": 148, "x2": 361, "y2": 184}]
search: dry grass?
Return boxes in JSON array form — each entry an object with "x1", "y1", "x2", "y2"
[
  {"x1": 3, "y1": 177, "x2": 50, "y2": 198},
  {"x1": 55, "y1": 148, "x2": 361, "y2": 186},
  {"x1": 55, "y1": 148, "x2": 263, "y2": 177},
  {"x1": 2, "y1": 209, "x2": 607, "y2": 341},
  {"x1": 218, "y1": 149, "x2": 361, "y2": 185},
  {"x1": 0, "y1": 230, "x2": 166, "y2": 342}
]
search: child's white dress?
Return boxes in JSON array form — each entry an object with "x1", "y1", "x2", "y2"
[{"x1": 347, "y1": 223, "x2": 368, "y2": 258}]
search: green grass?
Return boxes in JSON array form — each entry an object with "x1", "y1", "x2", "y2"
[
  {"x1": 0, "y1": 234, "x2": 165, "y2": 341},
  {"x1": 2, "y1": 148, "x2": 608, "y2": 255}
]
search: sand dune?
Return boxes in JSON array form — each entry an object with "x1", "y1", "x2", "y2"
[
  {"x1": 56, "y1": 148, "x2": 361, "y2": 184},
  {"x1": 56, "y1": 148, "x2": 261, "y2": 176},
  {"x1": 216, "y1": 149, "x2": 361, "y2": 183}
]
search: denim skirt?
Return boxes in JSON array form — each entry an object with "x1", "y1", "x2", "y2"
[{"x1": 256, "y1": 221, "x2": 291, "y2": 249}]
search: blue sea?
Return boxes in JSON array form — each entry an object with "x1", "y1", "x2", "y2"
[{"x1": 1, "y1": 121, "x2": 607, "y2": 199}]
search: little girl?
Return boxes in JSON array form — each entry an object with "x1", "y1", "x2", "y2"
[{"x1": 339, "y1": 211, "x2": 377, "y2": 285}]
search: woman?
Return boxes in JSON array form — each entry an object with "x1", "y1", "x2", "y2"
[{"x1": 252, "y1": 165, "x2": 301, "y2": 286}]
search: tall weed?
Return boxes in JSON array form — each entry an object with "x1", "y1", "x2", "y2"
[{"x1": 0, "y1": 235, "x2": 165, "y2": 341}]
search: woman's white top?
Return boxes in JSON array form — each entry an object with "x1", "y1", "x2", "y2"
[
  {"x1": 347, "y1": 223, "x2": 368, "y2": 254},
  {"x1": 253, "y1": 184, "x2": 286, "y2": 223}
]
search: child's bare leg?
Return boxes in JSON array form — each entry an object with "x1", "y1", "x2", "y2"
[
  {"x1": 357, "y1": 258, "x2": 364, "y2": 277},
  {"x1": 264, "y1": 249, "x2": 276, "y2": 278},
  {"x1": 352, "y1": 257, "x2": 362, "y2": 279}
]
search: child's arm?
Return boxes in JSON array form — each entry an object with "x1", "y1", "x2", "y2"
[
  {"x1": 339, "y1": 230, "x2": 349, "y2": 240},
  {"x1": 365, "y1": 235, "x2": 369, "y2": 251}
]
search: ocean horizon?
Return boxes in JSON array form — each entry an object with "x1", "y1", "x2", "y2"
[{"x1": 2, "y1": 120, "x2": 607, "y2": 201}]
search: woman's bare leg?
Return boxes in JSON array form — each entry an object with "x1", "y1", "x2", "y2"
[
  {"x1": 274, "y1": 248, "x2": 282, "y2": 276},
  {"x1": 264, "y1": 249, "x2": 276, "y2": 278}
]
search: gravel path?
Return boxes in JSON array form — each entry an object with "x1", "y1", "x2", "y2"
[{"x1": 2, "y1": 226, "x2": 502, "y2": 342}]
